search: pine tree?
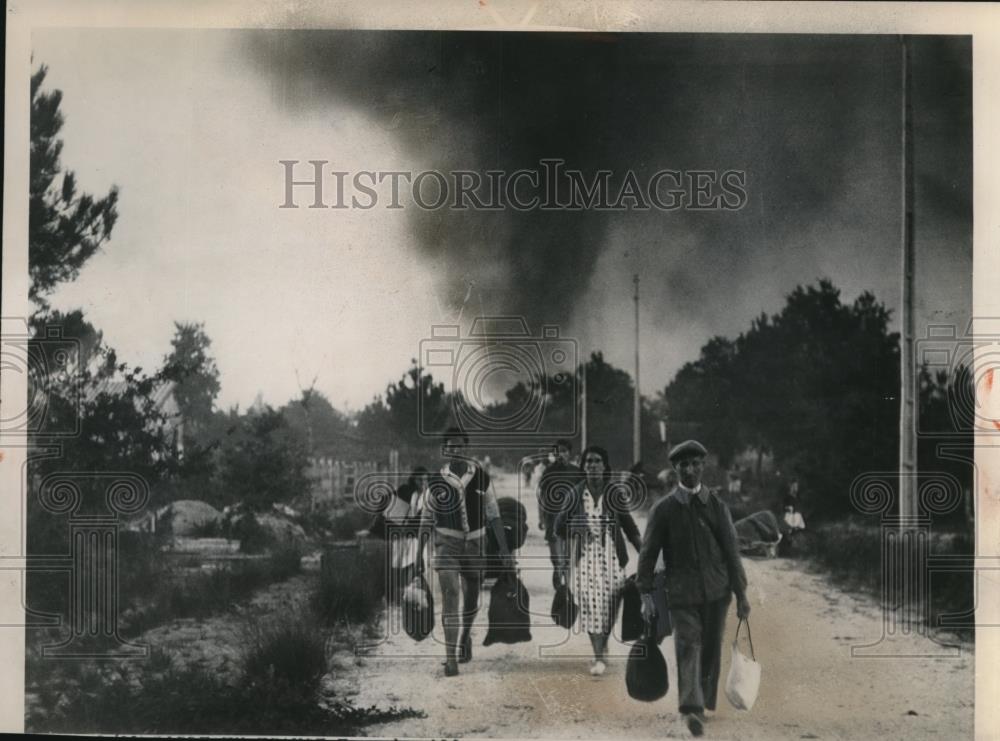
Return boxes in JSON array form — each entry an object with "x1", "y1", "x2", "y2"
[{"x1": 29, "y1": 65, "x2": 119, "y2": 308}]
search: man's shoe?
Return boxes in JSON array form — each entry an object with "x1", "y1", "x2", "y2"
[
  {"x1": 443, "y1": 660, "x2": 459, "y2": 677},
  {"x1": 682, "y1": 713, "x2": 704, "y2": 737}
]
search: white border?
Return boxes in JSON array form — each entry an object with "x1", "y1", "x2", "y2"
[{"x1": 3, "y1": 2, "x2": 998, "y2": 738}]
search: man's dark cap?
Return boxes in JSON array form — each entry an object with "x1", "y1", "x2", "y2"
[{"x1": 668, "y1": 440, "x2": 708, "y2": 463}]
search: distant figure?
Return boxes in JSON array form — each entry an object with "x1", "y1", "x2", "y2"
[
  {"x1": 629, "y1": 461, "x2": 648, "y2": 507},
  {"x1": 783, "y1": 504, "x2": 806, "y2": 531},
  {"x1": 369, "y1": 467, "x2": 430, "y2": 598},
  {"x1": 782, "y1": 477, "x2": 801, "y2": 509},
  {"x1": 727, "y1": 467, "x2": 742, "y2": 495},
  {"x1": 537, "y1": 439, "x2": 582, "y2": 589}
]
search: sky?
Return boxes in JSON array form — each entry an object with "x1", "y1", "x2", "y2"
[{"x1": 32, "y1": 30, "x2": 971, "y2": 413}]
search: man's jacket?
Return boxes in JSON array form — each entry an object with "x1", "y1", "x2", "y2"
[{"x1": 636, "y1": 486, "x2": 748, "y2": 607}]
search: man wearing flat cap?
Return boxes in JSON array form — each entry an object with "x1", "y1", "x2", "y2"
[{"x1": 637, "y1": 440, "x2": 750, "y2": 738}]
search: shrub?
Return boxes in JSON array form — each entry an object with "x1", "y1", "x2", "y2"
[
  {"x1": 312, "y1": 544, "x2": 384, "y2": 625},
  {"x1": 798, "y1": 519, "x2": 974, "y2": 640},
  {"x1": 231, "y1": 514, "x2": 275, "y2": 554},
  {"x1": 239, "y1": 612, "x2": 328, "y2": 694},
  {"x1": 329, "y1": 506, "x2": 372, "y2": 541},
  {"x1": 26, "y1": 636, "x2": 424, "y2": 735},
  {"x1": 121, "y1": 546, "x2": 304, "y2": 636}
]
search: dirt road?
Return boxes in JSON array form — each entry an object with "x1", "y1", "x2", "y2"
[{"x1": 331, "y1": 471, "x2": 973, "y2": 739}]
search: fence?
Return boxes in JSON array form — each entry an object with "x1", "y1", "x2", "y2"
[{"x1": 306, "y1": 458, "x2": 382, "y2": 509}]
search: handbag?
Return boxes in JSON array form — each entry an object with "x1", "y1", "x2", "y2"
[
  {"x1": 625, "y1": 618, "x2": 669, "y2": 702},
  {"x1": 550, "y1": 583, "x2": 578, "y2": 629},
  {"x1": 725, "y1": 618, "x2": 761, "y2": 710}
]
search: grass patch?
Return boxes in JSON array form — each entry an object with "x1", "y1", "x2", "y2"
[
  {"x1": 121, "y1": 542, "x2": 303, "y2": 637},
  {"x1": 798, "y1": 519, "x2": 974, "y2": 641},
  {"x1": 26, "y1": 616, "x2": 424, "y2": 735},
  {"x1": 312, "y1": 542, "x2": 385, "y2": 625}
]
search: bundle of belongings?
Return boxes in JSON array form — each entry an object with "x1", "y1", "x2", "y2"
[
  {"x1": 485, "y1": 497, "x2": 529, "y2": 579},
  {"x1": 483, "y1": 571, "x2": 532, "y2": 646},
  {"x1": 733, "y1": 511, "x2": 782, "y2": 558},
  {"x1": 402, "y1": 575, "x2": 434, "y2": 642},
  {"x1": 625, "y1": 620, "x2": 669, "y2": 702}
]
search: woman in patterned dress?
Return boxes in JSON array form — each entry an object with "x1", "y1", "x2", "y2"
[{"x1": 554, "y1": 446, "x2": 643, "y2": 675}]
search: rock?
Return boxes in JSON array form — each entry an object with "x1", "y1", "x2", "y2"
[
  {"x1": 160, "y1": 500, "x2": 222, "y2": 536},
  {"x1": 255, "y1": 513, "x2": 307, "y2": 542}
]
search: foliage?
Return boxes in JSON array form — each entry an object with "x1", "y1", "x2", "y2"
[
  {"x1": 216, "y1": 406, "x2": 309, "y2": 511},
  {"x1": 239, "y1": 612, "x2": 328, "y2": 693},
  {"x1": 29, "y1": 66, "x2": 119, "y2": 307},
  {"x1": 797, "y1": 520, "x2": 973, "y2": 641},
  {"x1": 355, "y1": 360, "x2": 449, "y2": 458},
  {"x1": 26, "y1": 68, "x2": 174, "y2": 563},
  {"x1": 280, "y1": 388, "x2": 359, "y2": 457},
  {"x1": 312, "y1": 544, "x2": 384, "y2": 625},
  {"x1": 161, "y1": 321, "x2": 221, "y2": 436},
  {"x1": 118, "y1": 544, "x2": 303, "y2": 637},
  {"x1": 26, "y1": 640, "x2": 424, "y2": 735},
  {"x1": 660, "y1": 280, "x2": 901, "y2": 519}
]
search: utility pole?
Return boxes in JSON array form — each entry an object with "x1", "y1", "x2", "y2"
[
  {"x1": 581, "y1": 356, "x2": 588, "y2": 450},
  {"x1": 633, "y1": 274, "x2": 641, "y2": 465},
  {"x1": 899, "y1": 35, "x2": 917, "y2": 522}
]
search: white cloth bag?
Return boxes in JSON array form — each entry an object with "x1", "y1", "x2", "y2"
[{"x1": 725, "y1": 618, "x2": 761, "y2": 711}]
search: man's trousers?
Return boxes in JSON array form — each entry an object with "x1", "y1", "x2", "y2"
[{"x1": 669, "y1": 595, "x2": 731, "y2": 714}]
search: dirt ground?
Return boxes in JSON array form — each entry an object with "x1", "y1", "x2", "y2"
[{"x1": 330, "y1": 471, "x2": 974, "y2": 740}]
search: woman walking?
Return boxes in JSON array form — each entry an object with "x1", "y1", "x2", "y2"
[{"x1": 554, "y1": 445, "x2": 643, "y2": 675}]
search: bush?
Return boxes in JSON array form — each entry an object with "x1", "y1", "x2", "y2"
[
  {"x1": 312, "y1": 544, "x2": 384, "y2": 625},
  {"x1": 121, "y1": 545, "x2": 303, "y2": 637},
  {"x1": 26, "y1": 641, "x2": 424, "y2": 735},
  {"x1": 230, "y1": 514, "x2": 275, "y2": 554},
  {"x1": 239, "y1": 613, "x2": 328, "y2": 694},
  {"x1": 798, "y1": 519, "x2": 974, "y2": 640},
  {"x1": 295, "y1": 508, "x2": 334, "y2": 537},
  {"x1": 329, "y1": 506, "x2": 372, "y2": 541}
]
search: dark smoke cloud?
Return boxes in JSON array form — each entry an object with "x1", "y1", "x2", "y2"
[{"x1": 241, "y1": 32, "x2": 970, "y2": 383}]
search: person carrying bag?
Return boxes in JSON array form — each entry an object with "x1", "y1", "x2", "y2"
[{"x1": 637, "y1": 440, "x2": 751, "y2": 738}]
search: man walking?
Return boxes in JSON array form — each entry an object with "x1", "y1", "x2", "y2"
[
  {"x1": 536, "y1": 439, "x2": 582, "y2": 589},
  {"x1": 637, "y1": 440, "x2": 750, "y2": 737},
  {"x1": 415, "y1": 427, "x2": 514, "y2": 677}
]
